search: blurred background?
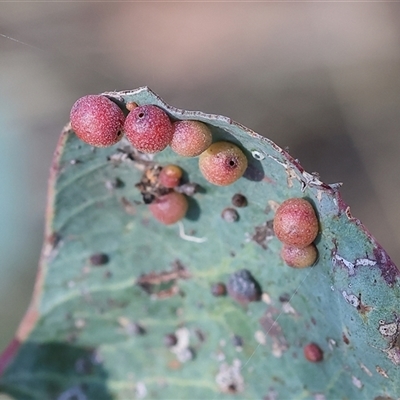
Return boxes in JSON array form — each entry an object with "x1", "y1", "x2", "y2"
[{"x1": 1, "y1": 3, "x2": 400, "y2": 353}]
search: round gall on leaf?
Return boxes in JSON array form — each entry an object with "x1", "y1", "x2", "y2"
[
  {"x1": 159, "y1": 165, "x2": 183, "y2": 188},
  {"x1": 198, "y1": 141, "x2": 248, "y2": 186},
  {"x1": 303, "y1": 343, "x2": 323, "y2": 362},
  {"x1": 124, "y1": 105, "x2": 173, "y2": 153},
  {"x1": 148, "y1": 192, "x2": 188, "y2": 225},
  {"x1": 281, "y1": 243, "x2": 318, "y2": 268},
  {"x1": 273, "y1": 198, "x2": 319, "y2": 247},
  {"x1": 170, "y1": 120, "x2": 212, "y2": 157},
  {"x1": 70, "y1": 95, "x2": 125, "y2": 147}
]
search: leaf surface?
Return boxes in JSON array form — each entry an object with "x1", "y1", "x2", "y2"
[{"x1": 1, "y1": 87, "x2": 399, "y2": 400}]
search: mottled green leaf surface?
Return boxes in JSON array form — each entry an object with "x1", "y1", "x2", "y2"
[{"x1": 1, "y1": 87, "x2": 399, "y2": 400}]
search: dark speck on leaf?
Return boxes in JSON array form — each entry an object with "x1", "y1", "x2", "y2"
[
  {"x1": 232, "y1": 193, "x2": 248, "y2": 208},
  {"x1": 142, "y1": 193, "x2": 155, "y2": 204},
  {"x1": 164, "y1": 333, "x2": 178, "y2": 347},
  {"x1": 48, "y1": 231, "x2": 61, "y2": 248},
  {"x1": 211, "y1": 282, "x2": 227, "y2": 297},
  {"x1": 232, "y1": 335, "x2": 244, "y2": 347},
  {"x1": 279, "y1": 293, "x2": 290, "y2": 303},
  {"x1": 105, "y1": 177, "x2": 124, "y2": 190},
  {"x1": 132, "y1": 323, "x2": 146, "y2": 335},
  {"x1": 343, "y1": 333, "x2": 350, "y2": 345},
  {"x1": 89, "y1": 253, "x2": 109, "y2": 266}
]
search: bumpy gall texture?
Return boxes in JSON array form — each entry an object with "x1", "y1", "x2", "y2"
[
  {"x1": 199, "y1": 141, "x2": 248, "y2": 186},
  {"x1": 303, "y1": 343, "x2": 323, "y2": 362},
  {"x1": 170, "y1": 120, "x2": 213, "y2": 157},
  {"x1": 227, "y1": 269, "x2": 262, "y2": 304},
  {"x1": 281, "y1": 243, "x2": 318, "y2": 268},
  {"x1": 159, "y1": 165, "x2": 183, "y2": 188},
  {"x1": 124, "y1": 105, "x2": 173, "y2": 153},
  {"x1": 70, "y1": 95, "x2": 125, "y2": 147},
  {"x1": 148, "y1": 192, "x2": 188, "y2": 225},
  {"x1": 273, "y1": 198, "x2": 319, "y2": 247}
]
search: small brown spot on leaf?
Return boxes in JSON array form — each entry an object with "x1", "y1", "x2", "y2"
[
  {"x1": 89, "y1": 253, "x2": 109, "y2": 266},
  {"x1": 136, "y1": 260, "x2": 191, "y2": 299},
  {"x1": 303, "y1": 343, "x2": 323, "y2": 362},
  {"x1": 357, "y1": 293, "x2": 372, "y2": 316},
  {"x1": 279, "y1": 293, "x2": 290, "y2": 303},
  {"x1": 374, "y1": 397, "x2": 393, "y2": 400},
  {"x1": 47, "y1": 231, "x2": 61, "y2": 248},
  {"x1": 375, "y1": 365, "x2": 389, "y2": 379},
  {"x1": 345, "y1": 206, "x2": 354, "y2": 220},
  {"x1": 342, "y1": 333, "x2": 350, "y2": 345},
  {"x1": 231, "y1": 193, "x2": 248, "y2": 208},
  {"x1": 154, "y1": 285, "x2": 180, "y2": 299},
  {"x1": 195, "y1": 329, "x2": 206, "y2": 342},
  {"x1": 249, "y1": 220, "x2": 274, "y2": 250},
  {"x1": 211, "y1": 282, "x2": 227, "y2": 297}
]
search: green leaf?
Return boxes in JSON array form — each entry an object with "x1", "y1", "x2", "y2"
[{"x1": 1, "y1": 87, "x2": 399, "y2": 400}]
